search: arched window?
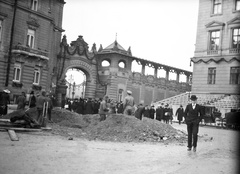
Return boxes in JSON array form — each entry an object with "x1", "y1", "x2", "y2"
[
  {"x1": 118, "y1": 61, "x2": 126, "y2": 68},
  {"x1": 101, "y1": 60, "x2": 110, "y2": 67}
]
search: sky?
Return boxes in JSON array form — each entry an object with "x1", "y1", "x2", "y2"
[{"x1": 62, "y1": 0, "x2": 199, "y2": 83}]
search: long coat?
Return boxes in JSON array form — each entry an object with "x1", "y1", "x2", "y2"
[{"x1": 175, "y1": 107, "x2": 184, "y2": 121}]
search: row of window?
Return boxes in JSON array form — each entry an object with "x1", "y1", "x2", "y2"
[
  {"x1": 0, "y1": 0, "x2": 39, "y2": 47},
  {"x1": 212, "y1": 0, "x2": 240, "y2": 15},
  {"x1": 13, "y1": 63, "x2": 41, "y2": 85},
  {"x1": 0, "y1": 17, "x2": 36, "y2": 49},
  {"x1": 208, "y1": 66, "x2": 240, "y2": 84},
  {"x1": 210, "y1": 28, "x2": 240, "y2": 52}
]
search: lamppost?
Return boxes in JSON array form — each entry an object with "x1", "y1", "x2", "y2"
[
  {"x1": 68, "y1": 74, "x2": 74, "y2": 98},
  {"x1": 72, "y1": 82, "x2": 75, "y2": 99}
]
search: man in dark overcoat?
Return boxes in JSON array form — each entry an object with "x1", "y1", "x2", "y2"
[
  {"x1": 149, "y1": 105, "x2": 155, "y2": 119},
  {"x1": 175, "y1": 105, "x2": 184, "y2": 125},
  {"x1": 184, "y1": 95, "x2": 203, "y2": 152}
]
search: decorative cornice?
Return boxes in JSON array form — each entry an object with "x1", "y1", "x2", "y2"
[
  {"x1": 0, "y1": 11, "x2": 8, "y2": 19},
  {"x1": 205, "y1": 20, "x2": 225, "y2": 28},
  {"x1": 227, "y1": 16, "x2": 240, "y2": 25},
  {"x1": 191, "y1": 57, "x2": 240, "y2": 64},
  {"x1": 27, "y1": 18, "x2": 40, "y2": 29}
]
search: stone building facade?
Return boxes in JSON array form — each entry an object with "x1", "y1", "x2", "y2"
[
  {"x1": 0, "y1": 0, "x2": 65, "y2": 101},
  {"x1": 191, "y1": 0, "x2": 240, "y2": 94},
  {"x1": 56, "y1": 36, "x2": 192, "y2": 106}
]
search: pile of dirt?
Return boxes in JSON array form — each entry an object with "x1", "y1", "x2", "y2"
[{"x1": 50, "y1": 108, "x2": 187, "y2": 143}]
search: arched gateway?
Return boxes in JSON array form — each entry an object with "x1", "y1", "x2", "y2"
[{"x1": 55, "y1": 35, "x2": 192, "y2": 107}]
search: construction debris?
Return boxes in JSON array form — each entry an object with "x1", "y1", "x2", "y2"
[
  {"x1": 49, "y1": 108, "x2": 188, "y2": 143},
  {"x1": 1, "y1": 107, "x2": 211, "y2": 144},
  {"x1": 7, "y1": 130, "x2": 19, "y2": 141}
]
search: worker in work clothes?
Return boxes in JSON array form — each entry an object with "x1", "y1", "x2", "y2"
[
  {"x1": 123, "y1": 90, "x2": 135, "y2": 116},
  {"x1": 36, "y1": 91, "x2": 46, "y2": 125},
  {"x1": 45, "y1": 93, "x2": 53, "y2": 122},
  {"x1": 98, "y1": 95, "x2": 109, "y2": 121}
]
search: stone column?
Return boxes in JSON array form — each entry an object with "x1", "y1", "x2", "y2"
[
  {"x1": 176, "y1": 71, "x2": 180, "y2": 82},
  {"x1": 141, "y1": 62, "x2": 146, "y2": 75},
  {"x1": 186, "y1": 75, "x2": 190, "y2": 83},
  {"x1": 165, "y1": 69, "x2": 169, "y2": 81},
  {"x1": 154, "y1": 66, "x2": 158, "y2": 78}
]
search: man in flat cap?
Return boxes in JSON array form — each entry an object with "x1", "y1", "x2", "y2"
[
  {"x1": 184, "y1": 95, "x2": 203, "y2": 152},
  {"x1": 123, "y1": 90, "x2": 135, "y2": 116}
]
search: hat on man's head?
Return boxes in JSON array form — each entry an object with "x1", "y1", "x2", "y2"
[
  {"x1": 30, "y1": 91, "x2": 34, "y2": 95},
  {"x1": 190, "y1": 95, "x2": 197, "y2": 101},
  {"x1": 3, "y1": 89, "x2": 10, "y2": 93},
  {"x1": 127, "y1": 90, "x2": 132, "y2": 95}
]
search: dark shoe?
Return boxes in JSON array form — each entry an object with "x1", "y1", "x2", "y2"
[
  {"x1": 193, "y1": 147, "x2": 196, "y2": 152},
  {"x1": 187, "y1": 148, "x2": 191, "y2": 151}
]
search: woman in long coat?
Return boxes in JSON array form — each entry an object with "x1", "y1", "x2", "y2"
[{"x1": 175, "y1": 105, "x2": 184, "y2": 124}]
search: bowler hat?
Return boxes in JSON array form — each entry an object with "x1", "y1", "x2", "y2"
[
  {"x1": 190, "y1": 95, "x2": 197, "y2": 101},
  {"x1": 30, "y1": 91, "x2": 34, "y2": 95}
]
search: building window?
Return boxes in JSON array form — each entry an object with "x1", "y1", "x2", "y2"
[
  {"x1": 236, "y1": 0, "x2": 240, "y2": 11},
  {"x1": 117, "y1": 89, "x2": 123, "y2": 102},
  {"x1": 232, "y1": 28, "x2": 240, "y2": 49},
  {"x1": 213, "y1": 0, "x2": 222, "y2": 14},
  {"x1": 26, "y1": 29, "x2": 35, "y2": 48},
  {"x1": 33, "y1": 67, "x2": 40, "y2": 85},
  {"x1": 0, "y1": 20, "x2": 2, "y2": 42},
  {"x1": 210, "y1": 31, "x2": 220, "y2": 50},
  {"x1": 208, "y1": 68, "x2": 216, "y2": 84},
  {"x1": 13, "y1": 63, "x2": 22, "y2": 82},
  {"x1": 230, "y1": 67, "x2": 240, "y2": 84},
  {"x1": 118, "y1": 61, "x2": 126, "y2": 68},
  {"x1": 31, "y1": 0, "x2": 38, "y2": 11},
  {"x1": 101, "y1": 60, "x2": 110, "y2": 67}
]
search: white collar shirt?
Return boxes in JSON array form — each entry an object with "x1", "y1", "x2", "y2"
[{"x1": 192, "y1": 103, "x2": 196, "y2": 109}]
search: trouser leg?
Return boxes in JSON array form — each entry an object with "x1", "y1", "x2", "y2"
[
  {"x1": 48, "y1": 109, "x2": 52, "y2": 120},
  {"x1": 192, "y1": 122, "x2": 199, "y2": 148},
  {"x1": 187, "y1": 123, "x2": 193, "y2": 148},
  {"x1": 37, "y1": 108, "x2": 43, "y2": 124}
]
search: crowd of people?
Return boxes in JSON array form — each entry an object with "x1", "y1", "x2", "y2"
[
  {"x1": 0, "y1": 88, "x2": 204, "y2": 151},
  {"x1": 0, "y1": 89, "x2": 53, "y2": 127}
]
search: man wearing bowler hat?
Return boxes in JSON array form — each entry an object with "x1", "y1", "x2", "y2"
[{"x1": 184, "y1": 95, "x2": 203, "y2": 152}]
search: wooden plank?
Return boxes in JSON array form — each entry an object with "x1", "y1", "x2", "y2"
[
  {"x1": 0, "y1": 127, "x2": 42, "y2": 132},
  {"x1": 0, "y1": 119, "x2": 11, "y2": 122},
  {"x1": 8, "y1": 130, "x2": 19, "y2": 141},
  {"x1": 0, "y1": 122, "x2": 24, "y2": 127}
]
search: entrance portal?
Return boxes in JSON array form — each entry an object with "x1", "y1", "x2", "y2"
[{"x1": 65, "y1": 68, "x2": 86, "y2": 99}]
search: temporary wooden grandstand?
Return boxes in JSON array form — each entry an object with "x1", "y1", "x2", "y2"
[{"x1": 153, "y1": 93, "x2": 240, "y2": 118}]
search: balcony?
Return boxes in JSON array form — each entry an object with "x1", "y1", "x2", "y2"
[
  {"x1": 12, "y1": 44, "x2": 49, "y2": 60},
  {"x1": 207, "y1": 50, "x2": 219, "y2": 55},
  {"x1": 229, "y1": 48, "x2": 240, "y2": 54}
]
